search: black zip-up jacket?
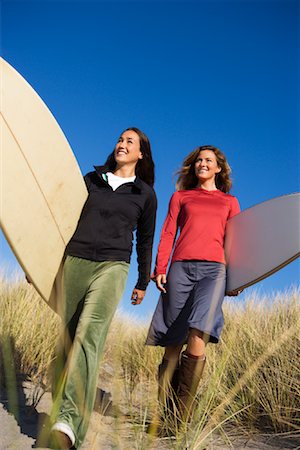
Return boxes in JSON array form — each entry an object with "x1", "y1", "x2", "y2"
[{"x1": 66, "y1": 166, "x2": 157, "y2": 290}]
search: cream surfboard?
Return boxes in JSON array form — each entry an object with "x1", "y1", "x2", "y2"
[
  {"x1": 0, "y1": 57, "x2": 88, "y2": 312},
  {"x1": 225, "y1": 193, "x2": 300, "y2": 293}
]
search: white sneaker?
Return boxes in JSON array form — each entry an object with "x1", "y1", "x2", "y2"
[{"x1": 51, "y1": 422, "x2": 76, "y2": 448}]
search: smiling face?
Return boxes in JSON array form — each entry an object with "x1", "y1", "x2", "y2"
[
  {"x1": 194, "y1": 149, "x2": 221, "y2": 185},
  {"x1": 114, "y1": 130, "x2": 143, "y2": 167}
]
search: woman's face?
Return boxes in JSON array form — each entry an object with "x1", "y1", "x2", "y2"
[
  {"x1": 194, "y1": 149, "x2": 221, "y2": 183},
  {"x1": 114, "y1": 130, "x2": 143, "y2": 166}
]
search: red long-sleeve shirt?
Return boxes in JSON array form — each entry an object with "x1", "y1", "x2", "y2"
[{"x1": 155, "y1": 188, "x2": 240, "y2": 274}]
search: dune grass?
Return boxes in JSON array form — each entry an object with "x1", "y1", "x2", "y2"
[
  {"x1": 0, "y1": 275, "x2": 59, "y2": 384},
  {"x1": 0, "y1": 275, "x2": 299, "y2": 448}
]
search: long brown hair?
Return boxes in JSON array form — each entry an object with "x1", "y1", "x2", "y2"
[
  {"x1": 176, "y1": 145, "x2": 232, "y2": 193},
  {"x1": 103, "y1": 127, "x2": 155, "y2": 187}
]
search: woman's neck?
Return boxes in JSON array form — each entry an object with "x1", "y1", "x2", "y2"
[
  {"x1": 113, "y1": 164, "x2": 136, "y2": 178},
  {"x1": 197, "y1": 179, "x2": 217, "y2": 191}
]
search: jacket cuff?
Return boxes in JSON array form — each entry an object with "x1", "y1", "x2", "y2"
[{"x1": 135, "y1": 280, "x2": 148, "y2": 291}]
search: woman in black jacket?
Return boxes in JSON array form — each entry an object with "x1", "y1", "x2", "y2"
[{"x1": 49, "y1": 127, "x2": 157, "y2": 449}]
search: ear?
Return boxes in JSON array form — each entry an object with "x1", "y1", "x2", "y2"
[
  {"x1": 139, "y1": 152, "x2": 143, "y2": 160},
  {"x1": 216, "y1": 166, "x2": 221, "y2": 173}
]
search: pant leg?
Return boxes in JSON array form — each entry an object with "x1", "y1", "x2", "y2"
[
  {"x1": 52, "y1": 256, "x2": 91, "y2": 400},
  {"x1": 51, "y1": 257, "x2": 129, "y2": 448}
]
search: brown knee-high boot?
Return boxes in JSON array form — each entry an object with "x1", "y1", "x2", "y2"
[
  {"x1": 158, "y1": 358, "x2": 180, "y2": 414},
  {"x1": 148, "y1": 358, "x2": 180, "y2": 436},
  {"x1": 177, "y1": 351, "x2": 206, "y2": 421}
]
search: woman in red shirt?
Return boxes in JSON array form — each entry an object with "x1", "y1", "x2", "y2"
[{"x1": 146, "y1": 145, "x2": 241, "y2": 422}]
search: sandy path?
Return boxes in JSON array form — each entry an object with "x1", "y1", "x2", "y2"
[{"x1": 0, "y1": 380, "x2": 299, "y2": 450}]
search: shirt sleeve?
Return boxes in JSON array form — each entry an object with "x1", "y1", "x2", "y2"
[
  {"x1": 228, "y1": 196, "x2": 241, "y2": 219},
  {"x1": 154, "y1": 191, "x2": 181, "y2": 275},
  {"x1": 83, "y1": 172, "x2": 92, "y2": 191},
  {"x1": 135, "y1": 190, "x2": 157, "y2": 290}
]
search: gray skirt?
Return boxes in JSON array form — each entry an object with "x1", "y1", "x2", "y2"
[{"x1": 146, "y1": 261, "x2": 226, "y2": 346}]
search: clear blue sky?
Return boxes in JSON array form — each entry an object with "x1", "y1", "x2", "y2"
[{"x1": 1, "y1": 0, "x2": 299, "y2": 320}]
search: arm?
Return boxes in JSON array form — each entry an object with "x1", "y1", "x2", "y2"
[
  {"x1": 226, "y1": 196, "x2": 242, "y2": 296},
  {"x1": 228, "y1": 196, "x2": 241, "y2": 219},
  {"x1": 83, "y1": 172, "x2": 93, "y2": 190},
  {"x1": 154, "y1": 191, "x2": 181, "y2": 275},
  {"x1": 134, "y1": 190, "x2": 157, "y2": 293},
  {"x1": 152, "y1": 192, "x2": 181, "y2": 294}
]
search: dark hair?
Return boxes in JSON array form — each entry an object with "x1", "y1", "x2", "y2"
[
  {"x1": 103, "y1": 127, "x2": 155, "y2": 187},
  {"x1": 176, "y1": 145, "x2": 232, "y2": 193}
]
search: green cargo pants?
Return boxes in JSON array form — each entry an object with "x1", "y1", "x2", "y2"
[{"x1": 50, "y1": 256, "x2": 129, "y2": 448}]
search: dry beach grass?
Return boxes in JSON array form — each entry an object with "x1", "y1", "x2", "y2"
[{"x1": 0, "y1": 275, "x2": 299, "y2": 449}]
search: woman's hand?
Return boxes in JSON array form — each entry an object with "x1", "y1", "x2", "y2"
[
  {"x1": 131, "y1": 288, "x2": 146, "y2": 305},
  {"x1": 155, "y1": 274, "x2": 167, "y2": 293},
  {"x1": 226, "y1": 289, "x2": 244, "y2": 296}
]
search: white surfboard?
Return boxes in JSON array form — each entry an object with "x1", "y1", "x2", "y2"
[
  {"x1": 0, "y1": 57, "x2": 88, "y2": 311},
  {"x1": 225, "y1": 193, "x2": 300, "y2": 293}
]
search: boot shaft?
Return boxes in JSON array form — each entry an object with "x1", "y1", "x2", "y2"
[{"x1": 177, "y1": 351, "x2": 206, "y2": 420}]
